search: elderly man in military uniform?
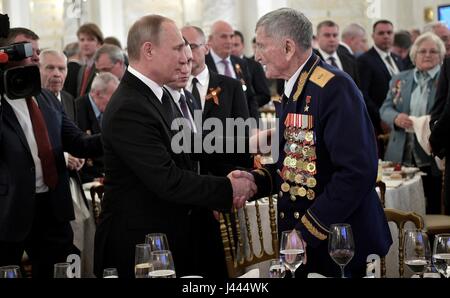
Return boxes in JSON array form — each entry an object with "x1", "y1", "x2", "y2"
[{"x1": 244, "y1": 8, "x2": 392, "y2": 278}]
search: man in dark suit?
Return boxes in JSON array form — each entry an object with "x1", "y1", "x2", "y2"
[
  {"x1": 0, "y1": 29, "x2": 103, "y2": 278},
  {"x1": 181, "y1": 25, "x2": 252, "y2": 278},
  {"x1": 232, "y1": 30, "x2": 271, "y2": 107},
  {"x1": 357, "y1": 20, "x2": 404, "y2": 157},
  {"x1": 430, "y1": 57, "x2": 450, "y2": 214},
  {"x1": 64, "y1": 23, "x2": 104, "y2": 98},
  {"x1": 245, "y1": 8, "x2": 392, "y2": 278},
  {"x1": 205, "y1": 20, "x2": 259, "y2": 120},
  {"x1": 75, "y1": 73, "x2": 119, "y2": 183},
  {"x1": 93, "y1": 15, "x2": 256, "y2": 279},
  {"x1": 315, "y1": 20, "x2": 360, "y2": 87}
]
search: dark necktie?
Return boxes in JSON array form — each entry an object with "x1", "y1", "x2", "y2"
[
  {"x1": 221, "y1": 59, "x2": 233, "y2": 78},
  {"x1": 191, "y1": 77, "x2": 201, "y2": 109},
  {"x1": 97, "y1": 113, "x2": 103, "y2": 129},
  {"x1": 328, "y1": 56, "x2": 338, "y2": 68},
  {"x1": 179, "y1": 94, "x2": 193, "y2": 130},
  {"x1": 26, "y1": 97, "x2": 58, "y2": 190},
  {"x1": 161, "y1": 90, "x2": 175, "y2": 124}
]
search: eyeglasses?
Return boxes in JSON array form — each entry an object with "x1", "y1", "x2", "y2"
[
  {"x1": 189, "y1": 43, "x2": 204, "y2": 50},
  {"x1": 417, "y1": 49, "x2": 440, "y2": 56}
]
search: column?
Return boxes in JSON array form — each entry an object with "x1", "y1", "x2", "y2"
[
  {"x1": 202, "y1": 0, "x2": 239, "y2": 36},
  {"x1": 97, "y1": 0, "x2": 125, "y2": 47},
  {"x1": 2, "y1": 0, "x2": 31, "y2": 28}
]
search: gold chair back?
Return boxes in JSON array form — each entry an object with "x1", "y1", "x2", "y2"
[
  {"x1": 90, "y1": 184, "x2": 104, "y2": 226},
  {"x1": 381, "y1": 208, "x2": 424, "y2": 278},
  {"x1": 376, "y1": 181, "x2": 386, "y2": 208},
  {"x1": 219, "y1": 196, "x2": 279, "y2": 278}
]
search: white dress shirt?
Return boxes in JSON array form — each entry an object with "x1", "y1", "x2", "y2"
[
  {"x1": 187, "y1": 66, "x2": 210, "y2": 111},
  {"x1": 128, "y1": 66, "x2": 164, "y2": 102},
  {"x1": 210, "y1": 49, "x2": 237, "y2": 79},
  {"x1": 4, "y1": 96, "x2": 48, "y2": 193},
  {"x1": 318, "y1": 48, "x2": 343, "y2": 71}
]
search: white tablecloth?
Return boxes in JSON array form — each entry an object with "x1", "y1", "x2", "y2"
[{"x1": 380, "y1": 175, "x2": 426, "y2": 277}]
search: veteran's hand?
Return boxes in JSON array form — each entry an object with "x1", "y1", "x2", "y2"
[
  {"x1": 394, "y1": 113, "x2": 413, "y2": 130},
  {"x1": 67, "y1": 155, "x2": 85, "y2": 171},
  {"x1": 227, "y1": 170, "x2": 257, "y2": 209}
]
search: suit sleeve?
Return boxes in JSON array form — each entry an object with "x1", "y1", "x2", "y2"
[
  {"x1": 357, "y1": 55, "x2": 381, "y2": 131},
  {"x1": 430, "y1": 58, "x2": 450, "y2": 127},
  {"x1": 106, "y1": 101, "x2": 233, "y2": 211},
  {"x1": 379, "y1": 75, "x2": 401, "y2": 130},
  {"x1": 251, "y1": 61, "x2": 271, "y2": 107},
  {"x1": 430, "y1": 94, "x2": 450, "y2": 158},
  {"x1": 296, "y1": 76, "x2": 379, "y2": 247}
]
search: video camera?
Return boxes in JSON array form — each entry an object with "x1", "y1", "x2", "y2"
[{"x1": 0, "y1": 13, "x2": 41, "y2": 99}]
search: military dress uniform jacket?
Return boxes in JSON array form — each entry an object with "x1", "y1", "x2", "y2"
[{"x1": 252, "y1": 53, "x2": 392, "y2": 277}]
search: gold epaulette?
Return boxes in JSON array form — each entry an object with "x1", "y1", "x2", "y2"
[
  {"x1": 301, "y1": 215, "x2": 328, "y2": 241},
  {"x1": 309, "y1": 66, "x2": 335, "y2": 88}
]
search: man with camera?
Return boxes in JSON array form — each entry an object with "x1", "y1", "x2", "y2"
[{"x1": 0, "y1": 27, "x2": 103, "y2": 278}]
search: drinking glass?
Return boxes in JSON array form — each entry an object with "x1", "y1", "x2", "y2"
[
  {"x1": 432, "y1": 233, "x2": 450, "y2": 278},
  {"x1": 404, "y1": 229, "x2": 430, "y2": 277},
  {"x1": 148, "y1": 250, "x2": 176, "y2": 278},
  {"x1": 0, "y1": 265, "x2": 21, "y2": 278},
  {"x1": 145, "y1": 233, "x2": 170, "y2": 251},
  {"x1": 135, "y1": 243, "x2": 152, "y2": 278},
  {"x1": 280, "y1": 230, "x2": 305, "y2": 278},
  {"x1": 328, "y1": 223, "x2": 355, "y2": 278},
  {"x1": 103, "y1": 268, "x2": 119, "y2": 278},
  {"x1": 268, "y1": 259, "x2": 286, "y2": 278},
  {"x1": 53, "y1": 262, "x2": 70, "y2": 278}
]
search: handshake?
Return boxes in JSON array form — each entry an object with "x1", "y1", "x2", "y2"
[{"x1": 227, "y1": 170, "x2": 257, "y2": 209}]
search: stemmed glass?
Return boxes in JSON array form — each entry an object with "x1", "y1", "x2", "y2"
[
  {"x1": 268, "y1": 258, "x2": 286, "y2": 278},
  {"x1": 328, "y1": 223, "x2": 355, "y2": 278},
  {"x1": 145, "y1": 233, "x2": 170, "y2": 251},
  {"x1": 404, "y1": 229, "x2": 430, "y2": 277},
  {"x1": 0, "y1": 265, "x2": 21, "y2": 278},
  {"x1": 279, "y1": 230, "x2": 305, "y2": 278},
  {"x1": 53, "y1": 262, "x2": 71, "y2": 278},
  {"x1": 103, "y1": 268, "x2": 119, "y2": 278},
  {"x1": 135, "y1": 243, "x2": 152, "y2": 278},
  {"x1": 432, "y1": 233, "x2": 450, "y2": 278},
  {"x1": 148, "y1": 250, "x2": 176, "y2": 278}
]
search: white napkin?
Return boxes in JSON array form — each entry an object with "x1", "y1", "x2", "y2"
[
  {"x1": 307, "y1": 273, "x2": 327, "y2": 278},
  {"x1": 238, "y1": 268, "x2": 260, "y2": 278},
  {"x1": 409, "y1": 115, "x2": 431, "y2": 155}
]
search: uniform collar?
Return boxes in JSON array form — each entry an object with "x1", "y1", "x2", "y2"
[{"x1": 284, "y1": 51, "x2": 313, "y2": 98}]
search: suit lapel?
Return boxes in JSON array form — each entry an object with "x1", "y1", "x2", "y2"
[
  {"x1": 370, "y1": 48, "x2": 391, "y2": 80},
  {"x1": 86, "y1": 99, "x2": 101, "y2": 133},
  {"x1": 122, "y1": 71, "x2": 173, "y2": 131},
  {"x1": 400, "y1": 72, "x2": 414, "y2": 114},
  {"x1": 206, "y1": 54, "x2": 218, "y2": 73},
  {"x1": 204, "y1": 72, "x2": 220, "y2": 118}
]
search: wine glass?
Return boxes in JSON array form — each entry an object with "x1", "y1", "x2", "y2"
[
  {"x1": 404, "y1": 229, "x2": 430, "y2": 278},
  {"x1": 135, "y1": 243, "x2": 152, "y2": 278},
  {"x1": 280, "y1": 230, "x2": 305, "y2": 278},
  {"x1": 0, "y1": 265, "x2": 21, "y2": 278},
  {"x1": 145, "y1": 233, "x2": 170, "y2": 251},
  {"x1": 148, "y1": 250, "x2": 176, "y2": 278},
  {"x1": 328, "y1": 223, "x2": 355, "y2": 278},
  {"x1": 103, "y1": 268, "x2": 119, "y2": 278},
  {"x1": 268, "y1": 258, "x2": 286, "y2": 278},
  {"x1": 432, "y1": 233, "x2": 450, "y2": 278},
  {"x1": 53, "y1": 262, "x2": 70, "y2": 278}
]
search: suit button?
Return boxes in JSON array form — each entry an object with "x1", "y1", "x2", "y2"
[
  {"x1": 279, "y1": 212, "x2": 285, "y2": 219},
  {"x1": 294, "y1": 212, "x2": 300, "y2": 220}
]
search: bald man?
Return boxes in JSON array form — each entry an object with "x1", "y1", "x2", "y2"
[{"x1": 205, "y1": 20, "x2": 259, "y2": 120}]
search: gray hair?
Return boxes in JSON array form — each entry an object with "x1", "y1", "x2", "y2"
[
  {"x1": 256, "y1": 8, "x2": 312, "y2": 50},
  {"x1": 94, "y1": 44, "x2": 125, "y2": 64},
  {"x1": 341, "y1": 23, "x2": 366, "y2": 40},
  {"x1": 410, "y1": 32, "x2": 446, "y2": 65},
  {"x1": 39, "y1": 49, "x2": 67, "y2": 64},
  {"x1": 423, "y1": 21, "x2": 448, "y2": 34},
  {"x1": 91, "y1": 72, "x2": 120, "y2": 93}
]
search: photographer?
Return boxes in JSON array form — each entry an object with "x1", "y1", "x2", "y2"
[{"x1": 0, "y1": 27, "x2": 103, "y2": 278}]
